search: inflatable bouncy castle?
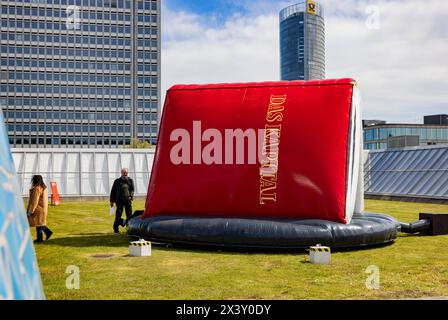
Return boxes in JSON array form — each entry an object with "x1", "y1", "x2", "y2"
[
  {"x1": 128, "y1": 79, "x2": 400, "y2": 249},
  {"x1": 0, "y1": 111, "x2": 45, "y2": 299}
]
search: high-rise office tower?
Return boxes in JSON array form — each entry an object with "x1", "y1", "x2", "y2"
[
  {"x1": 0, "y1": 0, "x2": 161, "y2": 148},
  {"x1": 280, "y1": 0, "x2": 325, "y2": 81}
]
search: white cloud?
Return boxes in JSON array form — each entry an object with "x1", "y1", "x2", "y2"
[
  {"x1": 161, "y1": 10, "x2": 279, "y2": 88},
  {"x1": 161, "y1": 0, "x2": 448, "y2": 123},
  {"x1": 162, "y1": 9, "x2": 203, "y2": 41}
]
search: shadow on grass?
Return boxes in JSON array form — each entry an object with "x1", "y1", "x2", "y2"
[
  {"x1": 45, "y1": 233, "x2": 131, "y2": 247},
  {"x1": 152, "y1": 244, "x2": 303, "y2": 255},
  {"x1": 398, "y1": 233, "x2": 429, "y2": 238},
  {"x1": 44, "y1": 234, "x2": 287, "y2": 255},
  {"x1": 145, "y1": 241, "x2": 396, "y2": 255},
  {"x1": 44, "y1": 233, "x2": 397, "y2": 253}
]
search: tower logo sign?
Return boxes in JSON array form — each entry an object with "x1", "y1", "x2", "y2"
[{"x1": 307, "y1": 0, "x2": 317, "y2": 15}]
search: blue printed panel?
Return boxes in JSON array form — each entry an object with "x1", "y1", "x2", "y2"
[{"x1": 0, "y1": 111, "x2": 45, "y2": 300}]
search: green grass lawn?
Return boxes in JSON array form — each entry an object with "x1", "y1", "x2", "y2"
[{"x1": 32, "y1": 200, "x2": 448, "y2": 300}]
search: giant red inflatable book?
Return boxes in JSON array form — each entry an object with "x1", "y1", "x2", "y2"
[{"x1": 144, "y1": 79, "x2": 364, "y2": 224}]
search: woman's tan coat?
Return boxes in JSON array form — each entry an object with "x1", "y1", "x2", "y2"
[{"x1": 27, "y1": 185, "x2": 48, "y2": 227}]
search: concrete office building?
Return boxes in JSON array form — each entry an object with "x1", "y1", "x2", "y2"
[
  {"x1": 0, "y1": 0, "x2": 161, "y2": 148},
  {"x1": 280, "y1": 0, "x2": 325, "y2": 81},
  {"x1": 363, "y1": 115, "x2": 448, "y2": 150},
  {"x1": 424, "y1": 114, "x2": 448, "y2": 125}
]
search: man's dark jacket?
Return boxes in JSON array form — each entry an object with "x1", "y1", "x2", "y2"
[{"x1": 110, "y1": 177, "x2": 135, "y2": 204}]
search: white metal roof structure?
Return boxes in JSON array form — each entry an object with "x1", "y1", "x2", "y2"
[
  {"x1": 11, "y1": 148, "x2": 155, "y2": 198},
  {"x1": 364, "y1": 145, "x2": 448, "y2": 201}
]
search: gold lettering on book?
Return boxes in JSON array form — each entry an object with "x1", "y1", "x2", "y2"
[{"x1": 260, "y1": 95, "x2": 287, "y2": 205}]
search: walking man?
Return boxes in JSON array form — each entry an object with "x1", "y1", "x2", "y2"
[{"x1": 110, "y1": 168, "x2": 135, "y2": 234}]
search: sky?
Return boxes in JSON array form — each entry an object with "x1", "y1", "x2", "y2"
[{"x1": 161, "y1": 0, "x2": 448, "y2": 123}]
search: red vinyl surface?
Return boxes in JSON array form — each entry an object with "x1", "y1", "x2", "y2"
[{"x1": 144, "y1": 79, "x2": 356, "y2": 224}]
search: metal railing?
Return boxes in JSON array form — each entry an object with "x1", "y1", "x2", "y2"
[{"x1": 12, "y1": 148, "x2": 155, "y2": 197}]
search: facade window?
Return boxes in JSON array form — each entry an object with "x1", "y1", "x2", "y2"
[{"x1": 1, "y1": 0, "x2": 160, "y2": 148}]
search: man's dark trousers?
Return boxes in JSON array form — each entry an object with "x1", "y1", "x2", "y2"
[{"x1": 114, "y1": 200, "x2": 132, "y2": 233}]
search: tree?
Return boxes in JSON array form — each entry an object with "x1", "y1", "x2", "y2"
[{"x1": 127, "y1": 138, "x2": 152, "y2": 149}]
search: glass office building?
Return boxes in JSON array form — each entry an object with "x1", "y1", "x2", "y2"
[
  {"x1": 280, "y1": 1, "x2": 325, "y2": 81},
  {"x1": 364, "y1": 124, "x2": 448, "y2": 150},
  {"x1": 0, "y1": 0, "x2": 161, "y2": 148}
]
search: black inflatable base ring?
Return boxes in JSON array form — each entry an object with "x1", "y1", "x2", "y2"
[{"x1": 127, "y1": 212, "x2": 400, "y2": 250}]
